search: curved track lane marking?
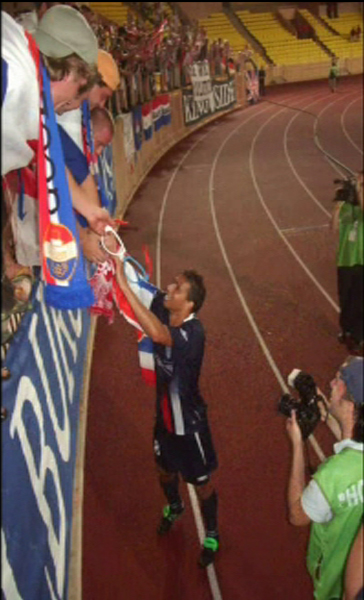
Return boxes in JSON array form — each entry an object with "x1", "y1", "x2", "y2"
[
  {"x1": 207, "y1": 106, "x2": 326, "y2": 466},
  {"x1": 313, "y1": 92, "x2": 359, "y2": 177},
  {"x1": 156, "y1": 101, "x2": 277, "y2": 600},
  {"x1": 340, "y1": 95, "x2": 364, "y2": 156},
  {"x1": 156, "y1": 102, "x2": 273, "y2": 287},
  {"x1": 155, "y1": 92, "x2": 326, "y2": 599},
  {"x1": 249, "y1": 104, "x2": 340, "y2": 313},
  {"x1": 155, "y1": 97, "x2": 309, "y2": 600},
  {"x1": 283, "y1": 93, "x2": 342, "y2": 219}
]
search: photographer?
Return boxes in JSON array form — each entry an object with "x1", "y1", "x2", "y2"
[
  {"x1": 332, "y1": 171, "x2": 363, "y2": 354},
  {"x1": 286, "y1": 356, "x2": 363, "y2": 600}
]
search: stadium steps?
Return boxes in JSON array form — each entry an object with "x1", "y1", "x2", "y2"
[
  {"x1": 321, "y1": 12, "x2": 364, "y2": 39},
  {"x1": 89, "y1": 2, "x2": 130, "y2": 26},
  {"x1": 223, "y1": 5, "x2": 273, "y2": 65},
  {"x1": 236, "y1": 9, "x2": 330, "y2": 67},
  {"x1": 199, "y1": 11, "x2": 269, "y2": 68},
  {"x1": 299, "y1": 9, "x2": 363, "y2": 60},
  {"x1": 316, "y1": 14, "x2": 341, "y2": 37}
]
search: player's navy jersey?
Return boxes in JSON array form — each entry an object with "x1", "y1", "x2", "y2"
[{"x1": 151, "y1": 292, "x2": 207, "y2": 435}]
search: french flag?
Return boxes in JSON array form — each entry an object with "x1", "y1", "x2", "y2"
[
  {"x1": 160, "y1": 94, "x2": 171, "y2": 127},
  {"x1": 152, "y1": 97, "x2": 163, "y2": 132},
  {"x1": 113, "y1": 258, "x2": 158, "y2": 386},
  {"x1": 142, "y1": 102, "x2": 153, "y2": 141}
]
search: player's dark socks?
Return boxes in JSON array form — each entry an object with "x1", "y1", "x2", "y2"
[
  {"x1": 198, "y1": 535, "x2": 220, "y2": 568},
  {"x1": 200, "y1": 490, "x2": 218, "y2": 535},
  {"x1": 157, "y1": 504, "x2": 185, "y2": 535},
  {"x1": 160, "y1": 473, "x2": 182, "y2": 508}
]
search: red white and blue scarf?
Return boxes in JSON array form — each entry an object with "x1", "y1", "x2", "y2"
[{"x1": 27, "y1": 33, "x2": 94, "y2": 309}]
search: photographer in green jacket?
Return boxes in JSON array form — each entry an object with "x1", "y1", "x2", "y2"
[
  {"x1": 286, "y1": 356, "x2": 363, "y2": 600},
  {"x1": 332, "y1": 171, "x2": 363, "y2": 354}
]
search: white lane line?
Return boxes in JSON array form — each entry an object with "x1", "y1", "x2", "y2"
[
  {"x1": 340, "y1": 95, "x2": 364, "y2": 156},
  {"x1": 156, "y1": 103, "x2": 272, "y2": 288},
  {"x1": 155, "y1": 101, "x2": 276, "y2": 600},
  {"x1": 249, "y1": 107, "x2": 340, "y2": 313},
  {"x1": 155, "y1": 93, "x2": 328, "y2": 600},
  {"x1": 281, "y1": 224, "x2": 329, "y2": 235},
  {"x1": 208, "y1": 103, "x2": 326, "y2": 463},
  {"x1": 313, "y1": 92, "x2": 358, "y2": 177},
  {"x1": 283, "y1": 93, "x2": 340, "y2": 219}
]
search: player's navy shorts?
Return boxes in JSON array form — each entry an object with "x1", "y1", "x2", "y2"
[{"x1": 153, "y1": 422, "x2": 218, "y2": 486}]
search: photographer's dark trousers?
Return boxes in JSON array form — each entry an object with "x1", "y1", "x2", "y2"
[{"x1": 337, "y1": 265, "x2": 363, "y2": 343}]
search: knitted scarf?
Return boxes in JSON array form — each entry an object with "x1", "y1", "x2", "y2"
[{"x1": 26, "y1": 32, "x2": 94, "y2": 309}]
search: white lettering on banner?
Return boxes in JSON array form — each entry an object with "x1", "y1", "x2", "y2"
[
  {"x1": 32, "y1": 285, "x2": 83, "y2": 461},
  {"x1": 2, "y1": 530, "x2": 23, "y2": 600},
  {"x1": 50, "y1": 309, "x2": 81, "y2": 404},
  {"x1": 190, "y1": 62, "x2": 214, "y2": 110},
  {"x1": 183, "y1": 95, "x2": 213, "y2": 125},
  {"x1": 183, "y1": 79, "x2": 236, "y2": 126},
  {"x1": 30, "y1": 310, "x2": 71, "y2": 462},
  {"x1": 10, "y1": 377, "x2": 66, "y2": 599},
  {"x1": 214, "y1": 81, "x2": 236, "y2": 111},
  {"x1": 46, "y1": 568, "x2": 59, "y2": 600}
]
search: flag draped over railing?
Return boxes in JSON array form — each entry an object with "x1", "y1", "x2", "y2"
[{"x1": 90, "y1": 241, "x2": 158, "y2": 386}]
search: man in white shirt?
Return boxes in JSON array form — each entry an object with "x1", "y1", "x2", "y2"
[{"x1": 286, "y1": 356, "x2": 363, "y2": 600}]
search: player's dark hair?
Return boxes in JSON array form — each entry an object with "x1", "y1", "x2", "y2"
[{"x1": 183, "y1": 270, "x2": 206, "y2": 313}]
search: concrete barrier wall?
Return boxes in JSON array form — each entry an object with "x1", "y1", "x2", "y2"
[
  {"x1": 112, "y1": 73, "x2": 246, "y2": 220},
  {"x1": 268, "y1": 57, "x2": 363, "y2": 85}
]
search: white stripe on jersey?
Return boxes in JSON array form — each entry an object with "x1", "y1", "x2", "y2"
[
  {"x1": 170, "y1": 377, "x2": 185, "y2": 435},
  {"x1": 195, "y1": 432, "x2": 207, "y2": 465}
]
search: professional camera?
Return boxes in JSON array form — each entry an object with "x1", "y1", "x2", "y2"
[
  {"x1": 278, "y1": 369, "x2": 322, "y2": 439},
  {"x1": 333, "y1": 177, "x2": 358, "y2": 206}
]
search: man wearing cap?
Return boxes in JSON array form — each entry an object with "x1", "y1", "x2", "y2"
[
  {"x1": 57, "y1": 49, "x2": 120, "y2": 262},
  {"x1": 2, "y1": 5, "x2": 112, "y2": 234},
  {"x1": 285, "y1": 356, "x2": 364, "y2": 600}
]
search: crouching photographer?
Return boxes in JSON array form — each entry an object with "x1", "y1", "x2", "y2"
[
  {"x1": 285, "y1": 356, "x2": 363, "y2": 600},
  {"x1": 332, "y1": 171, "x2": 363, "y2": 354}
]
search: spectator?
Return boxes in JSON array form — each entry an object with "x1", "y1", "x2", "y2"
[
  {"x1": 286, "y1": 356, "x2": 364, "y2": 600},
  {"x1": 332, "y1": 171, "x2": 363, "y2": 354},
  {"x1": 91, "y1": 106, "x2": 114, "y2": 156},
  {"x1": 328, "y1": 57, "x2": 339, "y2": 92},
  {"x1": 2, "y1": 7, "x2": 112, "y2": 235},
  {"x1": 2, "y1": 6, "x2": 96, "y2": 175},
  {"x1": 57, "y1": 48, "x2": 119, "y2": 265},
  {"x1": 115, "y1": 263, "x2": 220, "y2": 568},
  {"x1": 350, "y1": 27, "x2": 357, "y2": 42},
  {"x1": 258, "y1": 64, "x2": 267, "y2": 96}
]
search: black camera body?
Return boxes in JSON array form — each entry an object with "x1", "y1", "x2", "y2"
[
  {"x1": 278, "y1": 370, "x2": 322, "y2": 439},
  {"x1": 333, "y1": 177, "x2": 358, "y2": 206}
]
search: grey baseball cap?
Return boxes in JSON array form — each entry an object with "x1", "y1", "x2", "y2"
[
  {"x1": 34, "y1": 5, "x2": 98, "y2": 65},
  {"x1": 341, "y1": 357, "x2": 363, "y2": 406}
]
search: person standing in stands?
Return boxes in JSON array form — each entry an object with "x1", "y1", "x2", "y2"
[
  {"x1": 285, "y1": 356, "x2": 364, "y2": 600},
  {"x1": 329, "y1": 57, "x2": 339, "y2": 92},
  {"x1": 115, "y1": 263, "x2": 220, "y2": 568},
  {"x1": 258, "y1": 64, "x2": 267, "y2": 97}
]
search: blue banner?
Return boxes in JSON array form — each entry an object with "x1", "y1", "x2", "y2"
[
  {"x1": 132, "y1": 106, "x2": 143, "y2": 152},
  {"x1": 98, "y1": 145, "x2": 117, "y2": 218},
  {"x1": 2, "y1": 280, "x2": 90, "y2": 600}
]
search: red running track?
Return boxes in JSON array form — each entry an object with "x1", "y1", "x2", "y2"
[{"x1": 83, "y1": 76, "x2": 363, "y2": 600}]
